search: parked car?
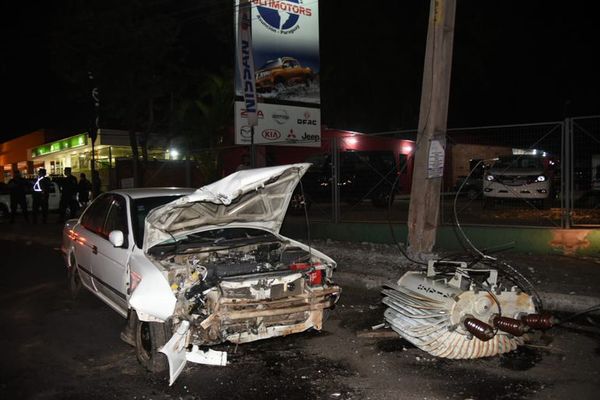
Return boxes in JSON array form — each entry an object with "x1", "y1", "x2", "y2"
[
  {"x1": 0, "y1": 179, "x2": 61, "y2": 217},
  {"x1": 483, "y1": 155, "x2": 553, "y2": 208},
  {"x1": 290, "y1": 150, "x2": 400, "y2": 212},
  {"x1": 255, "y1": 57, "x2": 314, "y2": 92},
  {"x1": 61, "y1": 164, "x2": 341, "y2": 385}
]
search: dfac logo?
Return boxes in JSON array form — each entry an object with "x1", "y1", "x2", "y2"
[
  {"x1": 254, "y1": 0, "x2": 312, "y2": 34},
  {"x1": 297, "y1": 111, "x2": 317, "y2": 125}
]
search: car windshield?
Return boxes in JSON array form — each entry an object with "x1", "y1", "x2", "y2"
[
  {"x1": 131, "y1": 195, "x2": 186, "y2": 248},
  {"x1": 259, "y1": 60, "x2": 281, "y2": 70},
  {"x1": 494, "y1": 156, "x2": 544, "y2": 170}
]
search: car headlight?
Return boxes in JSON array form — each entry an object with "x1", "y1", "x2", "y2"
[
  {"x1": 486, "y1": 175, "x2": 495, "y2": 181},
  {"x1": 536, "y1": 175, "x2": 546, "y2": 182}
]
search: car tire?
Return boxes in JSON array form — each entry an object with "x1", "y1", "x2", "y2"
[
  {"x1": 538, "y1": 198, "x2": 550, "y2": 210},
  {"x1": 372, "y1": 190, "x2": 395, "y2": 208},
  {"x1": 68, "y1": 255, "x2": 82, "y2": 299},
  {"x1": 0, "y1": 204, "x2": 8, "y2": 219},
  {"x1": 133, "y1": 312, "x2": 171, "y2": 373}
]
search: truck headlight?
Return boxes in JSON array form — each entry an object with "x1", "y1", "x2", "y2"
[
  {"x1": 485, "y1": 175, "x2": 495, "y2": 181},
  {"x1": 536, "y1": 175, "x2": 546, "y2": 182}
]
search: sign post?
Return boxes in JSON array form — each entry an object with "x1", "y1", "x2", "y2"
[
  {"x1": 88, "y1": 71, "x2": 100, "y2": 197},
  {"x1": 237, "y1": 0, "x2": 258, "y2": 166}
]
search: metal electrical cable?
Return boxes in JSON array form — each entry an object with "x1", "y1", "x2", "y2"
[{"x1": 452, "y1": 160, "x2": 544, "y2": 310}]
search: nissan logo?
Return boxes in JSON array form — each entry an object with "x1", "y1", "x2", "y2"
[{"x1": 272, "y1": 109, "x2": 289, "y2": 124}]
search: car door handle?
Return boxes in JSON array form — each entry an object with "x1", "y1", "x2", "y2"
[{"x1": 92, "y1": 245, "x2": 98, "y2": 255}]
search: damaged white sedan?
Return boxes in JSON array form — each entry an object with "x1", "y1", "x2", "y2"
[{"x1": 61, "y1": 164, "x2": 341, "y2": 384}]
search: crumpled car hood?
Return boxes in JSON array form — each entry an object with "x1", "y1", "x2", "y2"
[{"x1": 143, "y1": 163, "x2": 310, "y2": 252}]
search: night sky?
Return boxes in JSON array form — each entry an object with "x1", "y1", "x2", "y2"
[{"x1": 1, "y1": 1, "x2": 598, "y2": 142}]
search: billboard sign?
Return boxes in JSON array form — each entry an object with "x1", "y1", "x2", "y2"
[{"x1": 234, "y1": 0, "x2": 321, "y2": 147}]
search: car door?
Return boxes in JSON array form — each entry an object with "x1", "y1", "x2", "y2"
[
  {"x1": 92, "y1": 194, "x2": 131, "y2": 315},
  {"x1": 73, "y1": 194, "x2": 113, "y2": 291}
]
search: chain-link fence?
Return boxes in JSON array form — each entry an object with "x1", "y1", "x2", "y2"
[
  {"x1": 570, "y1": 116, "x2": 600, "y2": 227},
  {"x1": 294, "y1": 116, "x2": 600, "y2": 229},
  {"x1": 294, "y1": 134, "x2": 413, "y2": 223},
  {"x1": 441, "y1": 121, "x2": 563, "y2": 228}
]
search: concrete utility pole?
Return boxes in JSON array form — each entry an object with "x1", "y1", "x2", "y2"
[{"x1": 407, "y1": 0, "x2": 457, "y2": 259}]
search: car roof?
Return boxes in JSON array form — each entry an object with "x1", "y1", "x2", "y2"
[{"x1": 107, "y1": 187, "x2": 196, "y2": 199}]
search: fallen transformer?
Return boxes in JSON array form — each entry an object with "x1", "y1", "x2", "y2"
[{"x1": 383, "y1": 260, "x2": 554, "y2": 358}]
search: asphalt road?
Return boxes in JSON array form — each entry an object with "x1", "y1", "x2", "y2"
[{"x1": 1, "y1": 226, "x2": 599, "y2": 399}]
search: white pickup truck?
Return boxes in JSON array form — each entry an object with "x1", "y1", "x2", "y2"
[{"x1": 0, "y1": 180, "x2": 61, "y2": 217}]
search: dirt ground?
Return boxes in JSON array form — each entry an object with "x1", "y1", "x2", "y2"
[{"x1": 0, "y1": 223, "x2": 599, "y2": 399}]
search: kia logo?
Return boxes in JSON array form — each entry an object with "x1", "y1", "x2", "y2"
[{"x1": 262, "y1": 129, "x2": 281, "y2": 140}]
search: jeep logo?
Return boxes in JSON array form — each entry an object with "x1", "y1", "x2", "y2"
[
  {"x1": 262, "y1": 129, "x2": 281, "y2": 140},
  {"x1": 301, "y1": 133, "x2": 320, "y2": 142},
  {"x1": 297, "y1": 119, "x2": 317, "y2": 125}
]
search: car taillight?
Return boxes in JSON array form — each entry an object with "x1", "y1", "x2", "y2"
[
  {"x1": 290, "y1": 263, "x2": 323, "y2": 286},
  {"x1": 129, "y1": 271, "x2": 142, "y2": 294}
]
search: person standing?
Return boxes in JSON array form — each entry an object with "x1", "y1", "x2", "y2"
[
  {"x1": 77, "y1": 173, "x2": 92, "y2": 208},
  {"x1": 32, "y1": 168, "x2": 51, "y2": 224},
  {"x1": 7, "y1": 171, "x2": 29, "y2": 223},
  {"x1": 58, "y1": 167, "x2": 79, "y2": 222}
]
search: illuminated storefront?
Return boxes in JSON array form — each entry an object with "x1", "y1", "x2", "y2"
[{"x1": 29, "y1": 129, "x2": 168, "y2": 190}]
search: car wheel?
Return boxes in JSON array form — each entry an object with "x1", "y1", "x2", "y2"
[
  {"x1": 538, "y1": 198, "x2": 550, "y2": 210},
  {"x1": 0, "y1": 204, "x2": 8, "y2": 219},
  {"x1": 372, "y1": 190, "x2": 395, "y2": 208},
  {"x1": 134, "y1": 312, "x2": 171, "y2": 373},
  {"x1": 68, "y1": 255, "x2": 82, "y2": 299}
]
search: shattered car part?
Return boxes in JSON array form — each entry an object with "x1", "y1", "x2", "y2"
[{"x1": 382, "y1": 260, "x2": 541, "y2": 359}]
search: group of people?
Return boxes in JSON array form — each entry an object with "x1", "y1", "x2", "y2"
[{"x1": 6, "y1": 167, "x2": 101, "y2": 224}]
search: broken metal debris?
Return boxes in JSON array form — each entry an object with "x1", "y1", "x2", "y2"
[{"x1": 153, "y1": 237, "x2": 340, "y2": 384}]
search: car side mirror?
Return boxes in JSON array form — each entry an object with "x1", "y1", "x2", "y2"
[{"x1": 109, "y1": 230, "x2": 125, "y2": 248}]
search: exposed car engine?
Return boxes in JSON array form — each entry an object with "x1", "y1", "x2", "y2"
[{"x1": 150, "y1": 230, "x2": 340, "y2": 346}]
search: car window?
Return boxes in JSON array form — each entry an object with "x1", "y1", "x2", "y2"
[
  {"x1": 495, "y1": 156, "x2": 544, "y2": 170},
  {"x1": 131, "y1": 195, "x2": 186, "y2": 248},
  {"x1": 81, "y1": 194, "x2": 113, "y2": 236},
  {"x1": 104, "y1": 195, "x2": 129, "y2": 241}
]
